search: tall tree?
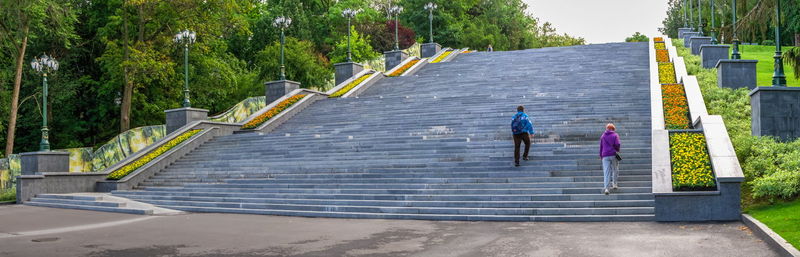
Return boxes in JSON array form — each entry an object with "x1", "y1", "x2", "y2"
[{"x1": 0, "y1": 0, "x2": 76, "y2": 156}]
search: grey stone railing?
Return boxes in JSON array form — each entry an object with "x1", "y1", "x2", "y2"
[
  {"x1": 240, "y1": 88, "x2": 327, "y2": 133},
  {"x1": 384, "y1": 56, "x2": 420, "y2": 76},
  {"x1": 326, "y1": 69, "x2": 385, "y2": 98},
  {"x1": 427, "y1": 47, "x2": 452, "y2": 63},
  {"x1": 651, "y1": 37, "x2": 745, "y2": 221}
]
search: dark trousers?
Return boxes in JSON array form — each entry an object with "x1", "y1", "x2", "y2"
[{"x1": 513, "y1": 133, "x2": 531, "y2": 163}]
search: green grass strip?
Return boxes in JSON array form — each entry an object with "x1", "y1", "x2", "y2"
[{"x1": 747, "y1": 199, "x2": 800, "y2": 249}]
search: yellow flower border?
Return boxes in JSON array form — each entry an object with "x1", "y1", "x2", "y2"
[
  {"x1": 430, "y1": 51, "x2": 453, "y2": 63},
  {"x1": 241, "y1": 94, "x2": 306, "y2": 129},
  {"x1": 330, "y1": 73, "x2": 372, "y2": 98},
  {"x1": 107, "y1": 129, "x2": 202, "y2": 180},
  {"x1": 388, "y1": 59, "x2": 420, "y2": 77},
  {"x1": 670, "y1": 132, "x2": 716, "y2": 190}
]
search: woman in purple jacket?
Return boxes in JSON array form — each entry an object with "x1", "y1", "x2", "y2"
[{"x1": 600, "y1": 123, "x2": 621, "y2": 195}]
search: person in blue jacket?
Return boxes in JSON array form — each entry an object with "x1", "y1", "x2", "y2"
[{"x1": 511, "y1": 106, "x2": 534, "y2": 166}]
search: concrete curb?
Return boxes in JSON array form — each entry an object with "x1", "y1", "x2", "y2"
[{"x1": 742, "y1": 214, "x2": 800, "y2": 257}]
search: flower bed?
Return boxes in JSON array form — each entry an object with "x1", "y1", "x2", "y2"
[
  {"x1": 107, "y1": 129, "x2": 201, "y2": 180},
  {"x1": 241, "y1": 94, "x2": 306, "y2": 129},
  {"x1": 669, "y1": 132, "x2": 716, "y2": 190},
  {"x1": 388, "y1": 59, "x2": 420, "y2": 77},
  {"x1": 655, "y1": 42, "x2": 666, "y2": 50},
  {"x1": 330, "y1": 73, "x2": 372, "y2": 98},
  {"x1": 658, "y1": 62, "x2": 677, "y2": 84},
  {"x1": 654, "y1": 37, "x2": 664, "y2": 42},
  {"x1": 430, "y1": 51, "x2": 453, "y2": 63},
  {"x1": 662, "y1": 84, "x2": 691, "y2": 129},
  {"x1": 462, "y1": 50, "x2": 473, "y2": 54},
  {"x1": 656, "y1": 49, "x2": 670, "y2": 62}
]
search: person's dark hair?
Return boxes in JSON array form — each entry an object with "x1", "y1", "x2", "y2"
[{"x1": 517, "y1": 106, "x2": 524, "y2": 112}]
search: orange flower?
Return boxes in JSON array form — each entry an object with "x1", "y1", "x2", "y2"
[
  {"x1": 242, "y1": 94, "x2": 306, "y2": 129},
  {"x1": 388, "y1": 59, "x2": 420, "y2": 77},
  {"x1": 654, "y1": 37, "x2": 664, "y2": 42},
  {"x1": 662, "y1": 84, "x2": 690, "y2": 130},
  {"x1": 656, "y1": 49, "x2": 670, "y2": 62}
]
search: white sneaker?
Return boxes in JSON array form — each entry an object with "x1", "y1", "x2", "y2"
[
  {"x1": 604, "y1": 189, "x2": 610, "y2": 195},
  {"x1": 613, "y1": 183, "x2": 619, "y2": 189}
]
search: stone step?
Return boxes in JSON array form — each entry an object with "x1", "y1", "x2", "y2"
[{"x1": 26, "y1": 201, "x2": 154, "y2": 215}]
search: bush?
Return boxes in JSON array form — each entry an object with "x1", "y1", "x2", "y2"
[
  {"x1": 0, "y1": 188, "x2": 15, "y2": 202},
  {"x1": 761, "y1": 40, "x2": 775, "y2": 46},
  {"x1": 626, "y1": 32, "x2": 649, "y2": 42}
]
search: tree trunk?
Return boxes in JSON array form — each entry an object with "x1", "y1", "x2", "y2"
[
  {"x1": 5, "y1": 25, "x2": 29, "y2": 156},
  {"x1": 120, "y1": 0, "x2": 132, "y2": 132}
]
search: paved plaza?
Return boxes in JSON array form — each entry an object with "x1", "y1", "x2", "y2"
[{"x1": 0, "y1": 205, "x2": 779, "y2": 257}]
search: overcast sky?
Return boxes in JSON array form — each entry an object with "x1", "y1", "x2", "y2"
[{"x1": 523, "y1": 0, "x2": 671, "y2": 44}]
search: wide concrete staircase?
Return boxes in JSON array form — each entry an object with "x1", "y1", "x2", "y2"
[{"x1": 39, "y1": 43, "x2": 654, "y2": 221}]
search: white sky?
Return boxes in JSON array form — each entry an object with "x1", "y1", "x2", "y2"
[{"x1": 523, "y1": 0, "x2": 670, "y2": 44}]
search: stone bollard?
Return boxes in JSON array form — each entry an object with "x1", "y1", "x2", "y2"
[
  {"x1": 716, "y1": 60, "x2": 758, "y2": 90},
  {"x1": 334, "y1": 62, "x2": 364, "y2": 87},
  {"x1": 384, "y1": 50, "x2": 409, "y2": 71},
  {"x1": 700, "y1": 45, "x2": 729, "y2": 69},
  {"x1": 165, "y1": 107, "x2": 209, "y2": 134},
  {"x1": 750, "y1": 86, "x2": 800, "y2": 141},
  {"x1": 265, "y1": 80, "x2": 301, "y2": 104},
  {"x1": 678, "y1": 28, "x2": 694, "y2": 39},
  {"x1": 689, "y1": 37, "x2": 712, "y2": 55},
  {"x1": 421, "y1": 43, "x2": 441, "y2": 58},
  {"x1": 682, "y1": 32, "x2": 700, "y2": 47}
]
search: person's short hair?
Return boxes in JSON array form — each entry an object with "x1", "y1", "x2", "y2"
[
  {"x1": 517, "y1": 106, "x2": 524, "y2": 112},
  {"x1": 606, "y1": 123, "x2": 616, "y2": 131}
]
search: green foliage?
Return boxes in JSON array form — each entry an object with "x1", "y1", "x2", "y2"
[
  {"x1": 256, "y1": 37, "x2": 331, "y2": 89},
  {"x1": 0, "y1": 187, "x2": 14, "y2": 202},
  {"x1": 625, "y1": 32, "x2": 649, "y2": 42},
  {"x1": 328, "y1": 26, "x2": 380, "y2": 64}
]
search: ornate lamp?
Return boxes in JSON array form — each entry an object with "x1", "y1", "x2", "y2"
[
  {"x1": 424, "y1": 2, "x2": 437, "y2": 44},
  {"x1": 342, "y1": 9, "x2": 360, "y2": 62},
  {"x1": 30, "y1": 54, "x2": 59, "y2": 151},
  {"x1": 173, "y1": 29, "x2": 196, "y2": 108},
  {"x1": 273, "y1": 16, "x2": 292, "y2": 80}
]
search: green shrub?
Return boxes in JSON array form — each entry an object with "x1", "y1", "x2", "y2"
[
  {"x1": 0, "y1": 188, "x2": 15, "y2": 202},
  {"x1": 751, "y1": 170, "x2": 800, "y2": 199}
]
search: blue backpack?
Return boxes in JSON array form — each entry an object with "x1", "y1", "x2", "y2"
[{"x1": 511, "y1": 114, "x2": 526, "y2": 134}]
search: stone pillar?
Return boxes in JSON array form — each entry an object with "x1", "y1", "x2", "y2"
[
  {"x1": 716, "y1": 60, "x2": 758, "y2": 90},
  {"x1": 334, "y1": 62, "x2": 364, "y2": 87},
  {"x1": 421, "y1": 43, "x2": 441, "y2": 58},
  {"x1": 20, "y1": 151, "x2": 70, "y2": 175},
  {"x1": 165, "y1": 107, "x2": 209, "y2": 134},
  {"x1": 689, "y1": 37, "x2": 712, "y2": 55},
  {"x1": 750, "y1": 87, "x2": 800, "y2": 141},
  {"x1": 265, "y1": 80, "x2": 300, "y2": 104},
  {"x1": 678, "y1": 28, "x2": 694, "y2": 39},
  {"x1": 700, "y1": 45, "x2": 730, "y2": 69},
  {"x1": 682, "y1": 32, "x2": 700, "y2": 47},
  {"x1": 384, "y1": 50, "x2": 409, "y2": 71}
]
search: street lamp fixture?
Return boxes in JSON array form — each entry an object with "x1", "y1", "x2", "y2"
[
  {"x1": 173, "y1": 29, "x2": 196, "y2": 108},
  {"x1": 342, "y1": 9, "x2": 360, "y2": 62},
  {"x1": 710, "y1": 0, "x2": 717, "y2": 44},
  {"x1": 772, "y1": 0, "x2": 786, "y2": 87},
  {"x1": 273, "y1": 16, "x2": 292, "y2": 81},
  {"x1": 424, "y1": 2, "x2": 437, "y2": 44},
  {"x1": 697, "y1": 0, "x2": 703, "y2": 35},
  {"x1": 388, "y1": 5, "x2": 403, "y2": 51},
  {"x1": 731, "y1": 0, "x2": 741, "y2": 59},
  {"x1": 30, "y1": 54, "x2": 59, "y2": 151}
]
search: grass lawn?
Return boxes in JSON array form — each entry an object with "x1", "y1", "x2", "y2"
[
  {"x1": 730, "y1": 44, "x2": 800, "y2": 87},
  {"x1": 747, "y1": 199, "x2": 800, "y2": 250}
]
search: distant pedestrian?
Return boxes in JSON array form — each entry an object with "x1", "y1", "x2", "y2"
[
  {"x1": 600, "y1": 123, "x2": 621, "y2": 195},
  {"x1": 511, "y1": 106, "x2": 534, "y2": 167},
  {"x1": 487, "y1": 44, "x2": 493, "y2": 52}
]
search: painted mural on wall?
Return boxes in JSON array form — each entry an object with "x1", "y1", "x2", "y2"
[{"x1": 209, "y1": 96, "x2": 267, "y2": 123}]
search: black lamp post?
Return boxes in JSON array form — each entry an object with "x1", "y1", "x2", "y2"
[
  {"x1": 173, "y1": 29, "x2": 196, "y2": 108},
  {"x1": 273, "y1": 16, "x2": 292, "y2": 81},
  {"x1": 30, "y1": 54, "x2": 59, "y2": 151},
  {"x1": 342, "y1": 9, "x2": 359, "y2": 62},
  {"x1": 710, "y1": 0, "x2": 718, "y2": 44},
  {"x1": 689, "y1": 0, "x2": 694, "y2": 29},
  {"x1": 731, "y1": 0, "x2": 741, "y2": 59},
  {"x1": 424, "y1": 2, "x2": 437, "y2": 44},
  {"x1": 698, "y1": 0, "x2": 703, "y2": 35},
  {"x1": 772, "y1": 0, "x2": 787, "y2": 87},
  {"x1": 388, "y1": 5, "x2": 403, "y2": 51}
]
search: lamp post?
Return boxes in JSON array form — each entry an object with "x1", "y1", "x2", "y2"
[
  {"x1": 30, "y1": 54, "x2": 59, "y2": 151},
  {"x1": 710, "y1": 0, "x2": 717, "y2": 44},
  {"x1": 424, "y1": 2, "x2": 437, "y2": 44},
  {"x1": 342, "y1": 9, "x2": 359, "y2": 62},
  {"x1": 273, "y1": 16, "x2": 292, "y2": 81},
  {"x1": 689, "y1": 0, "x2": 694, "y2": 29},
  {"x1": 683, "y1": 0, "x2": 688, "y2": 28},
  {"x1": 731, "y1": 0, "x2": 741, "y2": 59},
  {"x1": 772, "y1": 0, "x2": 787, "y2": 87},
  {"x1": 173, "y1": 29, "x2": 196, "y2": 108},
  {"x1": 698, "y1": 0, "x2": 703, "y2": 35},
  {"x1": 388, "y1": 5, "x2": 403, "y2": 51}
]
